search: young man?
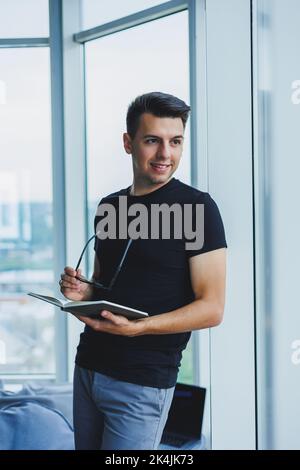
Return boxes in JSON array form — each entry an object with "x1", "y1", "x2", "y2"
[{"x1": 59, "y1": 92, "x2": 227, "y2": 450}]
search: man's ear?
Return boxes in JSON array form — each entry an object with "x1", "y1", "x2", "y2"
[{"x1": 123, "y1": 132, "x2": 133, "y2": 154}]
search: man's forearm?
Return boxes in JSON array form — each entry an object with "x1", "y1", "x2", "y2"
[{"x1": 135, "y1": 298, "x2": 223, "y2": 336}]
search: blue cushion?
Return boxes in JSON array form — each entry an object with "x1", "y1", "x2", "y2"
[{"x1": 0, "y1": 400, "x2": 74, "y2": 450}]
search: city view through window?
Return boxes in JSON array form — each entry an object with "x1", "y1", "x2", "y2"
[{"x1": 0, "y1": 48, "x2": 55, "y2": 374}]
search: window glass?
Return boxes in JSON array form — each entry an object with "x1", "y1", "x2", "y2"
[
  {"x1": 0, "y1": 48, "x2": 54, "y2": 374},
  {"x1": 81, "y1": 0, "x2": 164, "y2": 30},
  {"x1": 0, "y1": 0, "x2": 49, "y2": 38}
]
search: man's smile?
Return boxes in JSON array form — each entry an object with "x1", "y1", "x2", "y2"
[{"x1": 150, "y1": 162, "x2": 172, "y2": 173}]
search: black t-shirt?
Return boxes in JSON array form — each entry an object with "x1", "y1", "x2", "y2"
[{"x1": 75, "y1": 178, "x2": 227, "y2": 388}]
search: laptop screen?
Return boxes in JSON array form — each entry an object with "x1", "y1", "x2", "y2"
[{"x1": 162, "y1": 382, "x2": 206, "y2": 441}]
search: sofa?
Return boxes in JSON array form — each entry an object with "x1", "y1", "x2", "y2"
[{"x1": 0, "y1": 381, "x2": 74, "y2": 450}]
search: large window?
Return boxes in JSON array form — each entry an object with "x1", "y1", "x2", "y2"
[
  {"x1": 84, "y1": 10, "x2": 193, "y2": 383},
  {"x1": 0, "y1": 48, "x2": 54, "y2": 375}
]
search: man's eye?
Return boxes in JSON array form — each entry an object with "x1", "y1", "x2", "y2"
[
  {"x1": 172, "y1": 140, "x2": 182, "y2": 145},
  {"x1": 145, "y1": 139, "x2": 157, "y2": 144}
]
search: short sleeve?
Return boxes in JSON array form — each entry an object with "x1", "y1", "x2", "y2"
[{"x1": 185, "y1": 193, "x2": 227, "y2": 258}]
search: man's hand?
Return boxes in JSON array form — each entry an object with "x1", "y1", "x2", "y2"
[
  {"x1": 76, "y1": 310, "x2": 145, "y2": 337},
  {"x1": 59, "y1": 266, "x2": 92, "y2": 301}
]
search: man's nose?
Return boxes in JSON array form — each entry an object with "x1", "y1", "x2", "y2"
[{"x1": 157, "y1": 142, "x2": 171, "y2": 160}]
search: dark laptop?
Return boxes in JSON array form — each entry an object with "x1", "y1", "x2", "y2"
[{"x1": 160, "y1": 382, "x2": 206, "y2": 450}]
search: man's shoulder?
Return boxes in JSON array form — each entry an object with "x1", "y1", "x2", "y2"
[
  {"x1": 171, "y1": 179, "x2": 210, "y2": 203},
  {"x1": 96, "y1": 186, "x2": 129, "y2": 206}
]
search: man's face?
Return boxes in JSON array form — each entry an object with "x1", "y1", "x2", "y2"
[{"x1": 123, "y1": 113, "x2": 185, "y2": 188}]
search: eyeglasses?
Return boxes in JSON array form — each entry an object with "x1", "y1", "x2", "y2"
[{"x1": 74, "y1": 232, "x2": 133, "y2": 291}]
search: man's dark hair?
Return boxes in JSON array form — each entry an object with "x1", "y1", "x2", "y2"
[{"x1": 126, "y1": 91, "x2": 191, "y2": 139}]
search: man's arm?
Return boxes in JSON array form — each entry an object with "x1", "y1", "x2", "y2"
[
  {"x1": 77, "y1": 248, "x2": 226, "y2": 336},
  {"x1": 136, "y1": 247, "x2": 226, "y2": 335}
]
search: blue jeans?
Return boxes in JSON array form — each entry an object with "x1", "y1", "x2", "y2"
[{"x1": 73, "y1": 365, "x2": 175, "y2": 450}]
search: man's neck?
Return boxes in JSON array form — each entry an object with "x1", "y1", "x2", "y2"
[{"x1": 129, "y1": 178, "x2": 172, "y2": 196}]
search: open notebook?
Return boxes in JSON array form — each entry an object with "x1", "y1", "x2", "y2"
[{"x1": 28, "y1": 292, "x2": 149, "y2": 320}]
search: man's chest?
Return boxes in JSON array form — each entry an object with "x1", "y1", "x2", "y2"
[{"x1": 98, "y1": 238, "x2": 187, "y2": 272}]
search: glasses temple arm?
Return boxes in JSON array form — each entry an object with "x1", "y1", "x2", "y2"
[
  {"x1": 108, "y1": 238, "x2": 133, "y2": 290},
  {"x1": 75, "y1": 232, "x2": 99, "y2": 271}
]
